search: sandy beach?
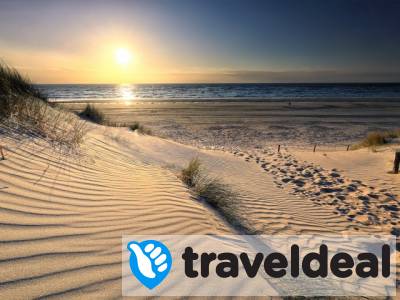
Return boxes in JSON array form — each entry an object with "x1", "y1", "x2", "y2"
[
  {"x1": 62, "y1": 100, "x2": 400, "y2": 149},
  {"x1": 0, "y1": 100, "x2": 399, "y2": 297}
]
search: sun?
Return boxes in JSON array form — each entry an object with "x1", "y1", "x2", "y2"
[{"x1": 115, "y1": 48, "x2": 132, "y2": 65}]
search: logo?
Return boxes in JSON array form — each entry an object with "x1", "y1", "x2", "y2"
[
  {"x1": 123, "y1": 235, "x2": 396, "y2": 297},
  {"x1": 127, "y1": 240, "x2": 172, "y2": 289}
]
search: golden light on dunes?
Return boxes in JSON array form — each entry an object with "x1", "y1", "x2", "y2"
[{"x1": 115, "y1": 48, "x2": 132, "y2": 65}]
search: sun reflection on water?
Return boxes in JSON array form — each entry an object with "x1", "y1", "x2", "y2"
[{"x1": 119, "y1": 84, "x2": 135, "y2": 104}]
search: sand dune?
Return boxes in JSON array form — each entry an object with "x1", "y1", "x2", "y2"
[
  {"x1": 232, "y1": 147, "x2": 399, "y2": 234},
  {"x1": 100, "y1": 128, "x2": 371, "y2": 235},
  {"x1": 0, "y1": 127, "x2": 231, "y2": 299},
  {"x1": 293, "y1": 147, "x2": 400, "y2": 197},
  {"x1": 0, "y1": 124, "x2": 399, "y2": 298}
]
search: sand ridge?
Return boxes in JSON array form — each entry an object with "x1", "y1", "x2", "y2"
[
  {"x1": 0, "y1": 125, "x2": 399, "y2": 298},
  {"x1": 99, "y1": 128, "x2": 389, "y2": 235},
  {"x1": 0, "y1": 127, "x2": 231, "y2": 299},
  {"x1": 232, "y1": 148, "x2": 399, "y2": 234}
]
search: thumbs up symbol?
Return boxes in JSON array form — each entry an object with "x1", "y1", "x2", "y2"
[{"x1": 127, "y1": 240, "x2": 172, "y2": 289}]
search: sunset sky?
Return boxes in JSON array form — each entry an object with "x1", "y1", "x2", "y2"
[{"x1": 0, "y1": 0, "x2": 399, "y2": 83}]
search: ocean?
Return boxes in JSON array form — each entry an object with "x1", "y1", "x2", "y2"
[{"x1": 36, "y1": 83, "x2": 400, "y2": 102}]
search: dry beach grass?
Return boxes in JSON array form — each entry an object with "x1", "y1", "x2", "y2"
[{"x1": 0, "y1": 63, "x2": 87, "y2": 153}]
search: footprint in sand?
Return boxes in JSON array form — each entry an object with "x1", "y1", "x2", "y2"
[{"x1": 232, "y1": 147, "x2": 400, "y2": 230}]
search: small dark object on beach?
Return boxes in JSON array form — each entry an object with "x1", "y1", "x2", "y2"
[{"x1": 393, "y1": 150, "x2": 400, "y2": 174}]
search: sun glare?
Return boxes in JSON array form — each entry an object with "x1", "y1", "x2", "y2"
[
  {"x1": 120, "y1": 84, "x2": 135, "y2": 102},
  {"x1": 115, "y1": 48, "x2": 132, "y2": 65}
]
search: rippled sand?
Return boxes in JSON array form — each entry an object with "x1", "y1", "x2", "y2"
[{"x1": 1, "y1": 101, "x2": 399, "y2": 297}]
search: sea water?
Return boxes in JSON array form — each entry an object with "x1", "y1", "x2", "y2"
[{"x1": 36, "y1": 83, "x2": 400, "y2": 102}]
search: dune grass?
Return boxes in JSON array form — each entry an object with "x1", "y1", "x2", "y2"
[
  {"x1": 180, "y1": 158, "x2": 253, "y2": 232},
  {"x1": 129, "y1": 122, "x2": 152, "y2": 135},
  {"x1": 0, "y1": 63, "x2": 46, "y2": 102},
  {"x1": 78, "y1": 108, "x2": 152, "y2": 134},
  {"x1": 0, "y1": 62, "x2": 86, "y2": 151},
  {"x1": 92, "y1": 117, "x2": 152, "y2": 135},
  {"x1": 181, "y1": 157, "x2": 202, "y2": 188},
  {"x1": 79, "y1": 104, "x2": 105, "y2": 125},
  {"x1": 353, "y1": 130, "x2": 400, "y2": 149},
  {"x1": 0, "y1": 62, "x2": 47, "y2": 120}
]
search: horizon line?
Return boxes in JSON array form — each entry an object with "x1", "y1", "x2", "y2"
[{"x1": 35, "y1": 81, "x2": 400, "y2": 85}]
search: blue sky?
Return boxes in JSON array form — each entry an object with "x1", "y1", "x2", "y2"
[{"x1": 0, "y1": 0, "x2": 399, "y2": 83}]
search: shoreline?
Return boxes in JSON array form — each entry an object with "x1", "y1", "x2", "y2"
[{"x1": 50, "y1": 97, "x2": 400, "y2": 103}]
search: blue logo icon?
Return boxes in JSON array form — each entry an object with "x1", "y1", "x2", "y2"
[{"x1": 127, "y1": 240, "x2": 172, "y2": 289}]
